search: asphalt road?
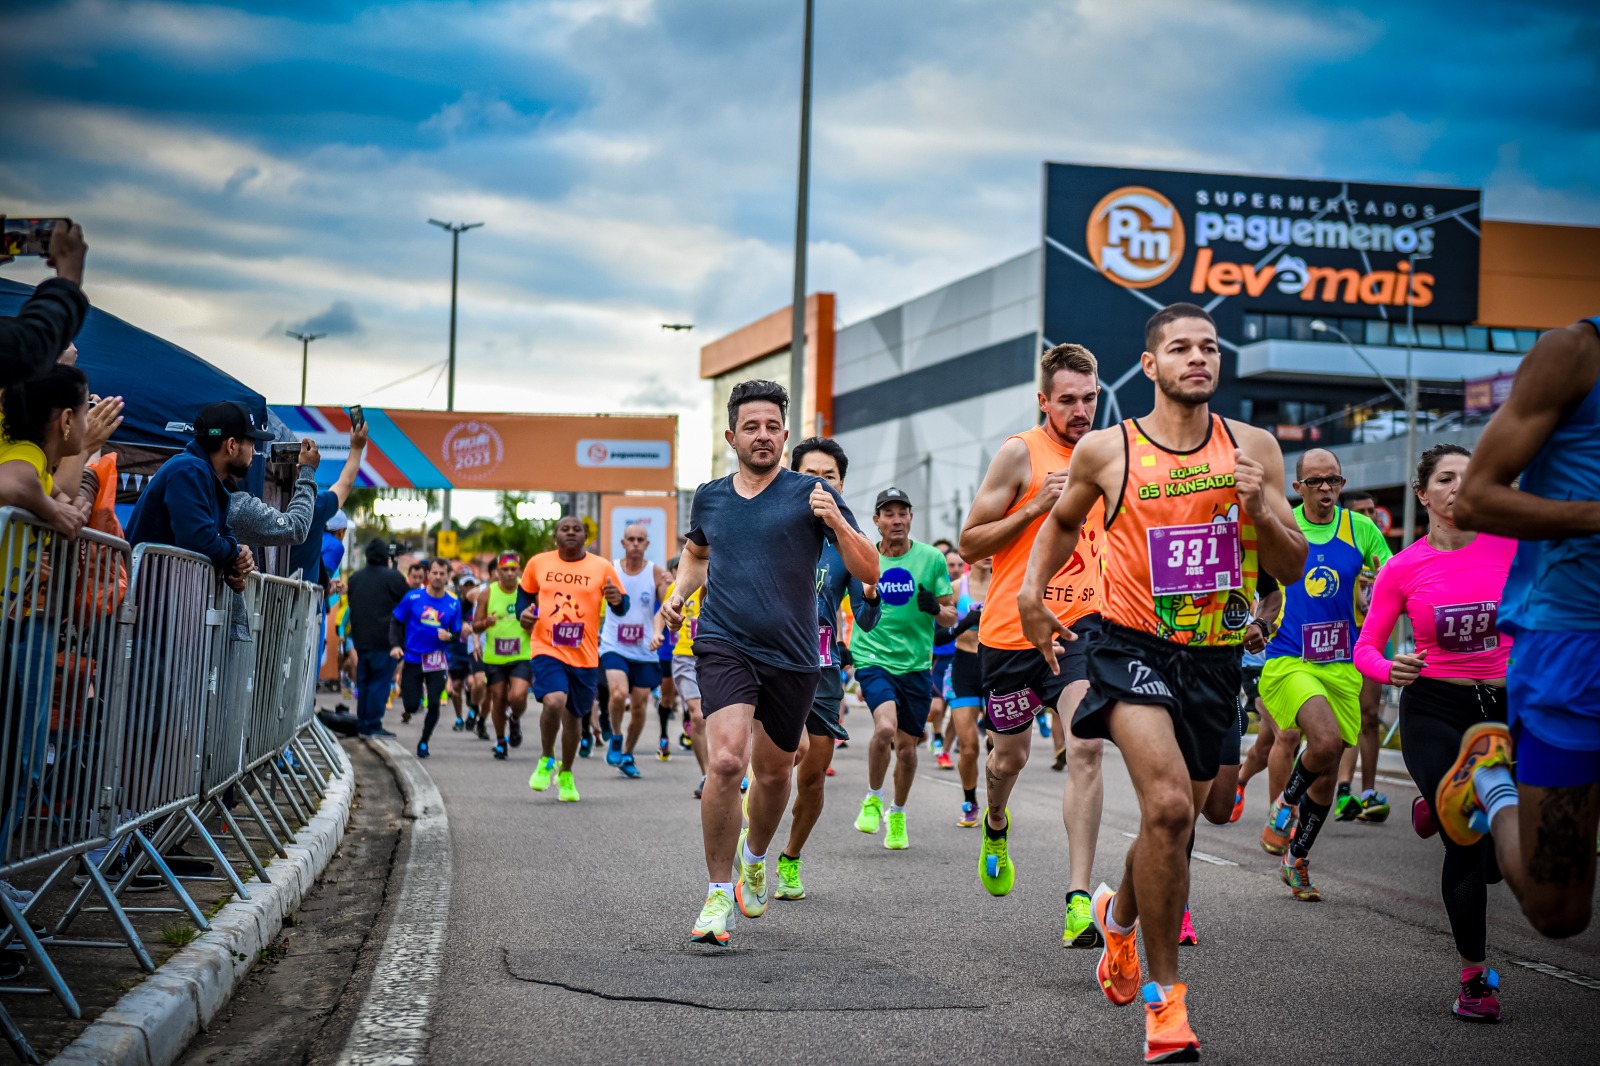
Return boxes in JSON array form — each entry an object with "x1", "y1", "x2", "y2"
[{"x1": 399, "y1": 708, "x2": 1600, "y2": 1066}]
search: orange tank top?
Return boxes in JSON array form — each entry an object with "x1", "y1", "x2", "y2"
[
  {"x1": 981, "y1": 425, "x2": 1105, "y2": 651},
  {"x1": 1102, "y1": 416, "x2": 1258, "y2": 646}
]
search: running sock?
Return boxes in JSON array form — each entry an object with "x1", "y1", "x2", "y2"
[
  {"x1": 963, "y1": 787, "x2": 977, "y2": 805},
  {"x1": 1473, "y1": 763, "x2": 1518, "y2": 822},
  {"x1": 1290, "y1": 796, "x2": 1332, "y2": 859},
  {"x1": 1104, "y1": 907, "x2": 1135, "y2": 937},
  {"x1": 709, "y1": 881, "x2": 733, "y2": 898},
  {"x1": 889, "y1": 804, "x2": 905, "y2": 814},
  {"x1": 1282, "y1": 755, "x2": 1320, "y2": 807},
  {"x1": 984, "y1": 812, "x2": 1007, "y2": 838},
  {"x1": 1336, "y1": 781, "x2": 1351, "y2": 798},
  {"x1": 742, "y1": 840, "x2": 764, "y2": 866},
  {"x1": 867, "y1": 788, "x2": 883, "y2": 801}
]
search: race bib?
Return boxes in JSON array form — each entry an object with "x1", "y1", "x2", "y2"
[
  {"x1": 421, "y1": 650, "x2": 448, "y2": 673},
  {"x1": 1302, "y1": 620, "x2": 1351, "y2": 664},
  {"x1": 818, "y1": 624, "x2": 833, "y2": 667},
  {"x1": 618, "y1": 623, "x2": 646, "y2": 645},
  {"x1": 1434, "y1": 601, "x2": 1499, "y2": 654},
  {"x1": 494, "y1": 637, "x2": 522, "y2": 657},
  {"x1": 1147, "y1": 520, "x2": 1243, "y2": 597},
  {"x1": 552, "y1": 621, "x2": 585, "y2": 648},
  {"x1": 986, "y1": 687, "x2": 1043, "y2": 732}
]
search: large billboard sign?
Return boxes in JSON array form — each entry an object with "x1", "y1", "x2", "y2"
[
  {"x1": 1043, "y1": 163, "x2": 1483, "y2": 423},
  {"x1": 1052, "y1": 164, "x2": 1481, "y2": 322},
  {"x1": 272, "y1": 406, "x2": 678, "y2": 493}
]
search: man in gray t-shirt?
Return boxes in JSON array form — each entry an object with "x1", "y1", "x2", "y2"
[{"x1": 664, "y1": 380, "x2": 878, "y2": 948}]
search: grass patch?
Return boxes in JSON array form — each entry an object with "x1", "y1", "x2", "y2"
[
  {"x1": 161, "y1": 925, "x2": 199, "y2": 948},
  {"x1": 205, "y1": 893, "x2": 234, "y2": 920}
]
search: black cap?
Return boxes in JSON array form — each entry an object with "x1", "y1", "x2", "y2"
[
  {"x1": 875, "y1": 486, "x2": 913, "y2": 512},
  {"x1": 195, "y1": 401, "x2": 275, "y2": 444}
]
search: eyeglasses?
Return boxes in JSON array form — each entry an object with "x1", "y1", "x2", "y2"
[{"x1": 1298, "y1": 476, "x2": 1347, "y2": 491}]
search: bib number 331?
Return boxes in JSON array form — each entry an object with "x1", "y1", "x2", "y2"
[{"x1": 1147, "y1": 520, "x2": 1243, "y2": 598}]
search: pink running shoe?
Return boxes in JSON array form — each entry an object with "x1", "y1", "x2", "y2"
[
  {"x1": 1413, "y1": 796, "x2": 1440, "y2": 839},
  {"x1": 1453, "y1": 967, "x2": 1501, "y2": 1023},
  {"x1": 1179, "y1": 905, "x2": 1198, "y2": 946}
]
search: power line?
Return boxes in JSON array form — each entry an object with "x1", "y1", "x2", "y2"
[{"x1": 359, "y1": 359, "x2": 448, "y2": 401}]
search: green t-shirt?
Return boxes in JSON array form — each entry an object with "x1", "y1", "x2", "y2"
[{"x1": 851, "y1": 539, "x2": 953, "y2": 674}]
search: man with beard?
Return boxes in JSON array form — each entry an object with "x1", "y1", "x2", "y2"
[
  {"x1": 661, "y1": 381, "x2": 878, "y2": 947},
  {"x1": 128, "y1": 401, "x2": 278, "y2": 589},
  {"x1": 1020, "y1": 304, "x2": 1305, "y2": 1063},
  {"x1": 958, "y1": 343, "x2": 1108, "y2": 946}
]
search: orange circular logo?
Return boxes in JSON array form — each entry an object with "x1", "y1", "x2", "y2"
[{"x1": 1085, "y1": 186, "x2": 1185, "y2": 289}]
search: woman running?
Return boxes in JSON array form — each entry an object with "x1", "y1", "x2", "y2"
[
  {"x1": 946, "y1": 555, "x2": 990, "y2": 827},
  {"x1": 1354, "y1": 443, "x2": 1514, "y2": 1023}
]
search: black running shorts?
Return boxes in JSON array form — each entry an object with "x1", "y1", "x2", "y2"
[
  {"x1": 978, "y1": 614, "x2": 1101, "y2": 735},
  {"x1": 1074, "y1": 620, "x2": 1243, "y2": 782},
  {"x1": 695, "y1": 639, "x2": 820, "y2": 754}
]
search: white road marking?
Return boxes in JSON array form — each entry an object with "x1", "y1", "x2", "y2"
[
  {"x1": 1120, "y1": 830, "x2": 1239, "y2": 866},
  {"x1": 1512, "y1": 959, "x2": 1600, "y2": 991},
  {"x1": 337, "y1": 740, "x2": 453, "y2": 1066}
]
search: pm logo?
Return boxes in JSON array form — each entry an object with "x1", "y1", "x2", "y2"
[
  {"x1": 1086, "y1": 186, "x2": 1185, "y2": 289},
  {"x1": 877, "y1": 567, "x2": 916, "y2": 607}
]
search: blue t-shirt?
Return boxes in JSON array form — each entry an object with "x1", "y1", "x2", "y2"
[
  {"x1": 688, "y1": 468, "x2": 861, "y2": 672},
  {"x1": 392, "y1": 588, "x2": 462, "y2": 666},
  {"x1": 290, "y1": 490, "x2": 339, "y2": 584},
  {"x1": 321, "y1": 531, "x2": 345, "y2": 582},
  {"x1": 817, "y1": 541, "x2": 878, "y2": 701}
]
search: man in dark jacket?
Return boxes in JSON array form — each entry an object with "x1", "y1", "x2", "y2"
[
  {"x1": 1, "y1": 221, "x2": 89, "y2": 387},
  {"x1": 126, "y1": 400, "x2": 274, "y2": 589},
  {"x1": 347, "y1": 538, "x2": 409, "y2": 736}
]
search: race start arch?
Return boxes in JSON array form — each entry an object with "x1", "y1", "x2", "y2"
[{"x1": 271, "y1": 406, "x2": 679, "y2": 560}]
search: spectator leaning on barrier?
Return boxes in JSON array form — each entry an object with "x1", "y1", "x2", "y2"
[
  {"x1": 126, "y1": 400, "x2": 273, "y2": 591},
  {"x1": 288, "y1": 423, "x2": 368, "y2": 589},
  {"x1": 347, "y1": 537, "x2": 408, "y2": 737},
  {"x1": 227, "y1": 436, "x2": 321, "y2": 547},
  {"x1": 0, "y1": 222, "x2": 89, "y2": 388},
  {"x1": 0, "y1": 363, "x2": 90, "y2": 536}
]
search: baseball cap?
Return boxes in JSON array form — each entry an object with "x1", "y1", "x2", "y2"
[
  {"x1": 326, "y1": 509, "x2": 349, "y2": 532},
  {"x1": 875, "y1": 486, "x2": 913, "y2": 512},
  {"x1": 194, "y1": 401, "x2": 275, "y2": 444}
]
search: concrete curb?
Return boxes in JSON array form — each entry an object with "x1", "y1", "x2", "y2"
[{"x1": 50, "y1": 742, "x2": 356, "y2": 1066}]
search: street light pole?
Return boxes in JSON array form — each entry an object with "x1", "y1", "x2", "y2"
[
  {"x1": 427, "y1": 218, "x2": 484, "y2": 535},
  {"x1": 285, "y1": 330, "x2": 326, "y2": 405},
  {"x1": 788, "y1": 0, "x2": 815, "y2": 437},
  {"x1": 1310, "y1": 318, "x2": 1418, "y2": 545}
]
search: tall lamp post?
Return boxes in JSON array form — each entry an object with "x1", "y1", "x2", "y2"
[
  {"x1": 285, "y1": 330, "x2": 326, "y2": 405},
  {"x1": 787, "y1": 0, "x2": 815, "y2": 437},
  {"x1": 427, "y1": 218, "x2": 483, "y2": 535},
  {"x1": 1309, "y1": 319, "x2": 1419, "y2": 546}
]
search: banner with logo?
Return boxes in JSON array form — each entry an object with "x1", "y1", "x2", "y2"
[
  {"x1": 1464, "y1": 371, "x2": 1516, "y2": 414},
  {"x1": 271, "y1": 406, "x2": 677, "y2": 493},
  {"x1": 1040, "y1": 163, "x2": 1482, "y2": 426}
]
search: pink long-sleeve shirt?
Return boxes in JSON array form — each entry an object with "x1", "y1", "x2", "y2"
[{"x1": 1354, "y1": 532, "x2": 1517, "y2": 684}]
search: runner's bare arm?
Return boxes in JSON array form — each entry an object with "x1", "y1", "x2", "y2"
[
  {"x1": 471, "y1": 585, "x2": 491, "y2": 632},
  {"x1": 1457, "y1": 324, "x2": 1600, "y2": 537},
  {"x1": 663, "y1": 539, "x2": 708, "y2": 629},
  {"x1": 959, "y1": 437, "x2": 1046, "y2": 563},
  {"x1": 812, "y1": 482, "x2": 879, "y2": 584},
  {"x1": 1231, "y1": 423, "x2": 1307, "y2": 587},
  {"x1": 330, "y1": 423, "x2": 370, "y2": 506},
  {"x1": 1018, "y1": 428, "x2": 1115, "y2": 672}
]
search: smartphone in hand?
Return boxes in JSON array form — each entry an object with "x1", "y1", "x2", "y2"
[
  {"x1": 347, "y1": 404, "x2": 365, "y2": 430},
  {"x1": 2, "y1": 217, "x2": 74, "y2": 257}
]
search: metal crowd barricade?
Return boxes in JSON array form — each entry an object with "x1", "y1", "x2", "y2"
[{"x1": 0, "y1": 508, "x2": 132, "y2": 1063}]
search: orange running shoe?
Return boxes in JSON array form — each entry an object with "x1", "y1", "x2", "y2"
[
  {"x1": 1228, "y1": 782, "x2": 1246, "y2": 824},
  {"x1": 936, "y1": 750, "x2": 954, "y2": 770},
  {"x1": 1142, "y1": 982, "x2": 1200, "y2": 1063},
  {"x1": 1091, "y1": 882, "x2": 1141, "y2": 1006},
  {"x1": 1260, "y1": 794, "x2": 1295, "y2": 856},
  {"x1": 1435, "y1": 722, "x2": 1513, "y2": 846}
]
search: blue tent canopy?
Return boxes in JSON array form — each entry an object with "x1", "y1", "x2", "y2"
[{"x1": 0, "y1": 277, "x2": 267, "y2": 449}]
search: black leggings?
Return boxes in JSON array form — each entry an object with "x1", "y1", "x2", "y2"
[
  {"x1": 1399, "y1": 676, "x2": 1506, "y2": 964},
  {"x1": 402, "y1": 662, "x2": 449, "y2": 743}
]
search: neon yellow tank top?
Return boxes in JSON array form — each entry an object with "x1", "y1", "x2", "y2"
[{"x1": 481, "y1": 581, "x2": 530, "y2": 664}]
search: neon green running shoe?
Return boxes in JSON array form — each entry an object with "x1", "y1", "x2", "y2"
[
  {"x1": 529, "y1": 756, "x2": 555, "y2": 792},
  {"x1": 979, "y1": 808, "x2": 1015, "y2": 896},
  {"x1": 691, "y1": 888, "x2": 734, "y2": 947},
  {"x1": 774, "y1": 854, "x2": 805, "y2": 900},
  {"x1": 557, "y1": 770, "x2": 579, "y2": 803},
  {"x1": 885, "y1": 809, "x2": 909, "y2": 850},
  {"x1": 1063, "y1": 890, "x2": 1101, "y2": 948},
  {"x1": 855, "y1": 794, "x2": 883, "y2": 835},
  {"x1": 735, "y1": 829, "x2": 767, "y2": 918}
]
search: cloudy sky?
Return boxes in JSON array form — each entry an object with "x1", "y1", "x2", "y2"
[{"x1": 2, "y1": 0, "x2": 1597, "y2": 487}]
